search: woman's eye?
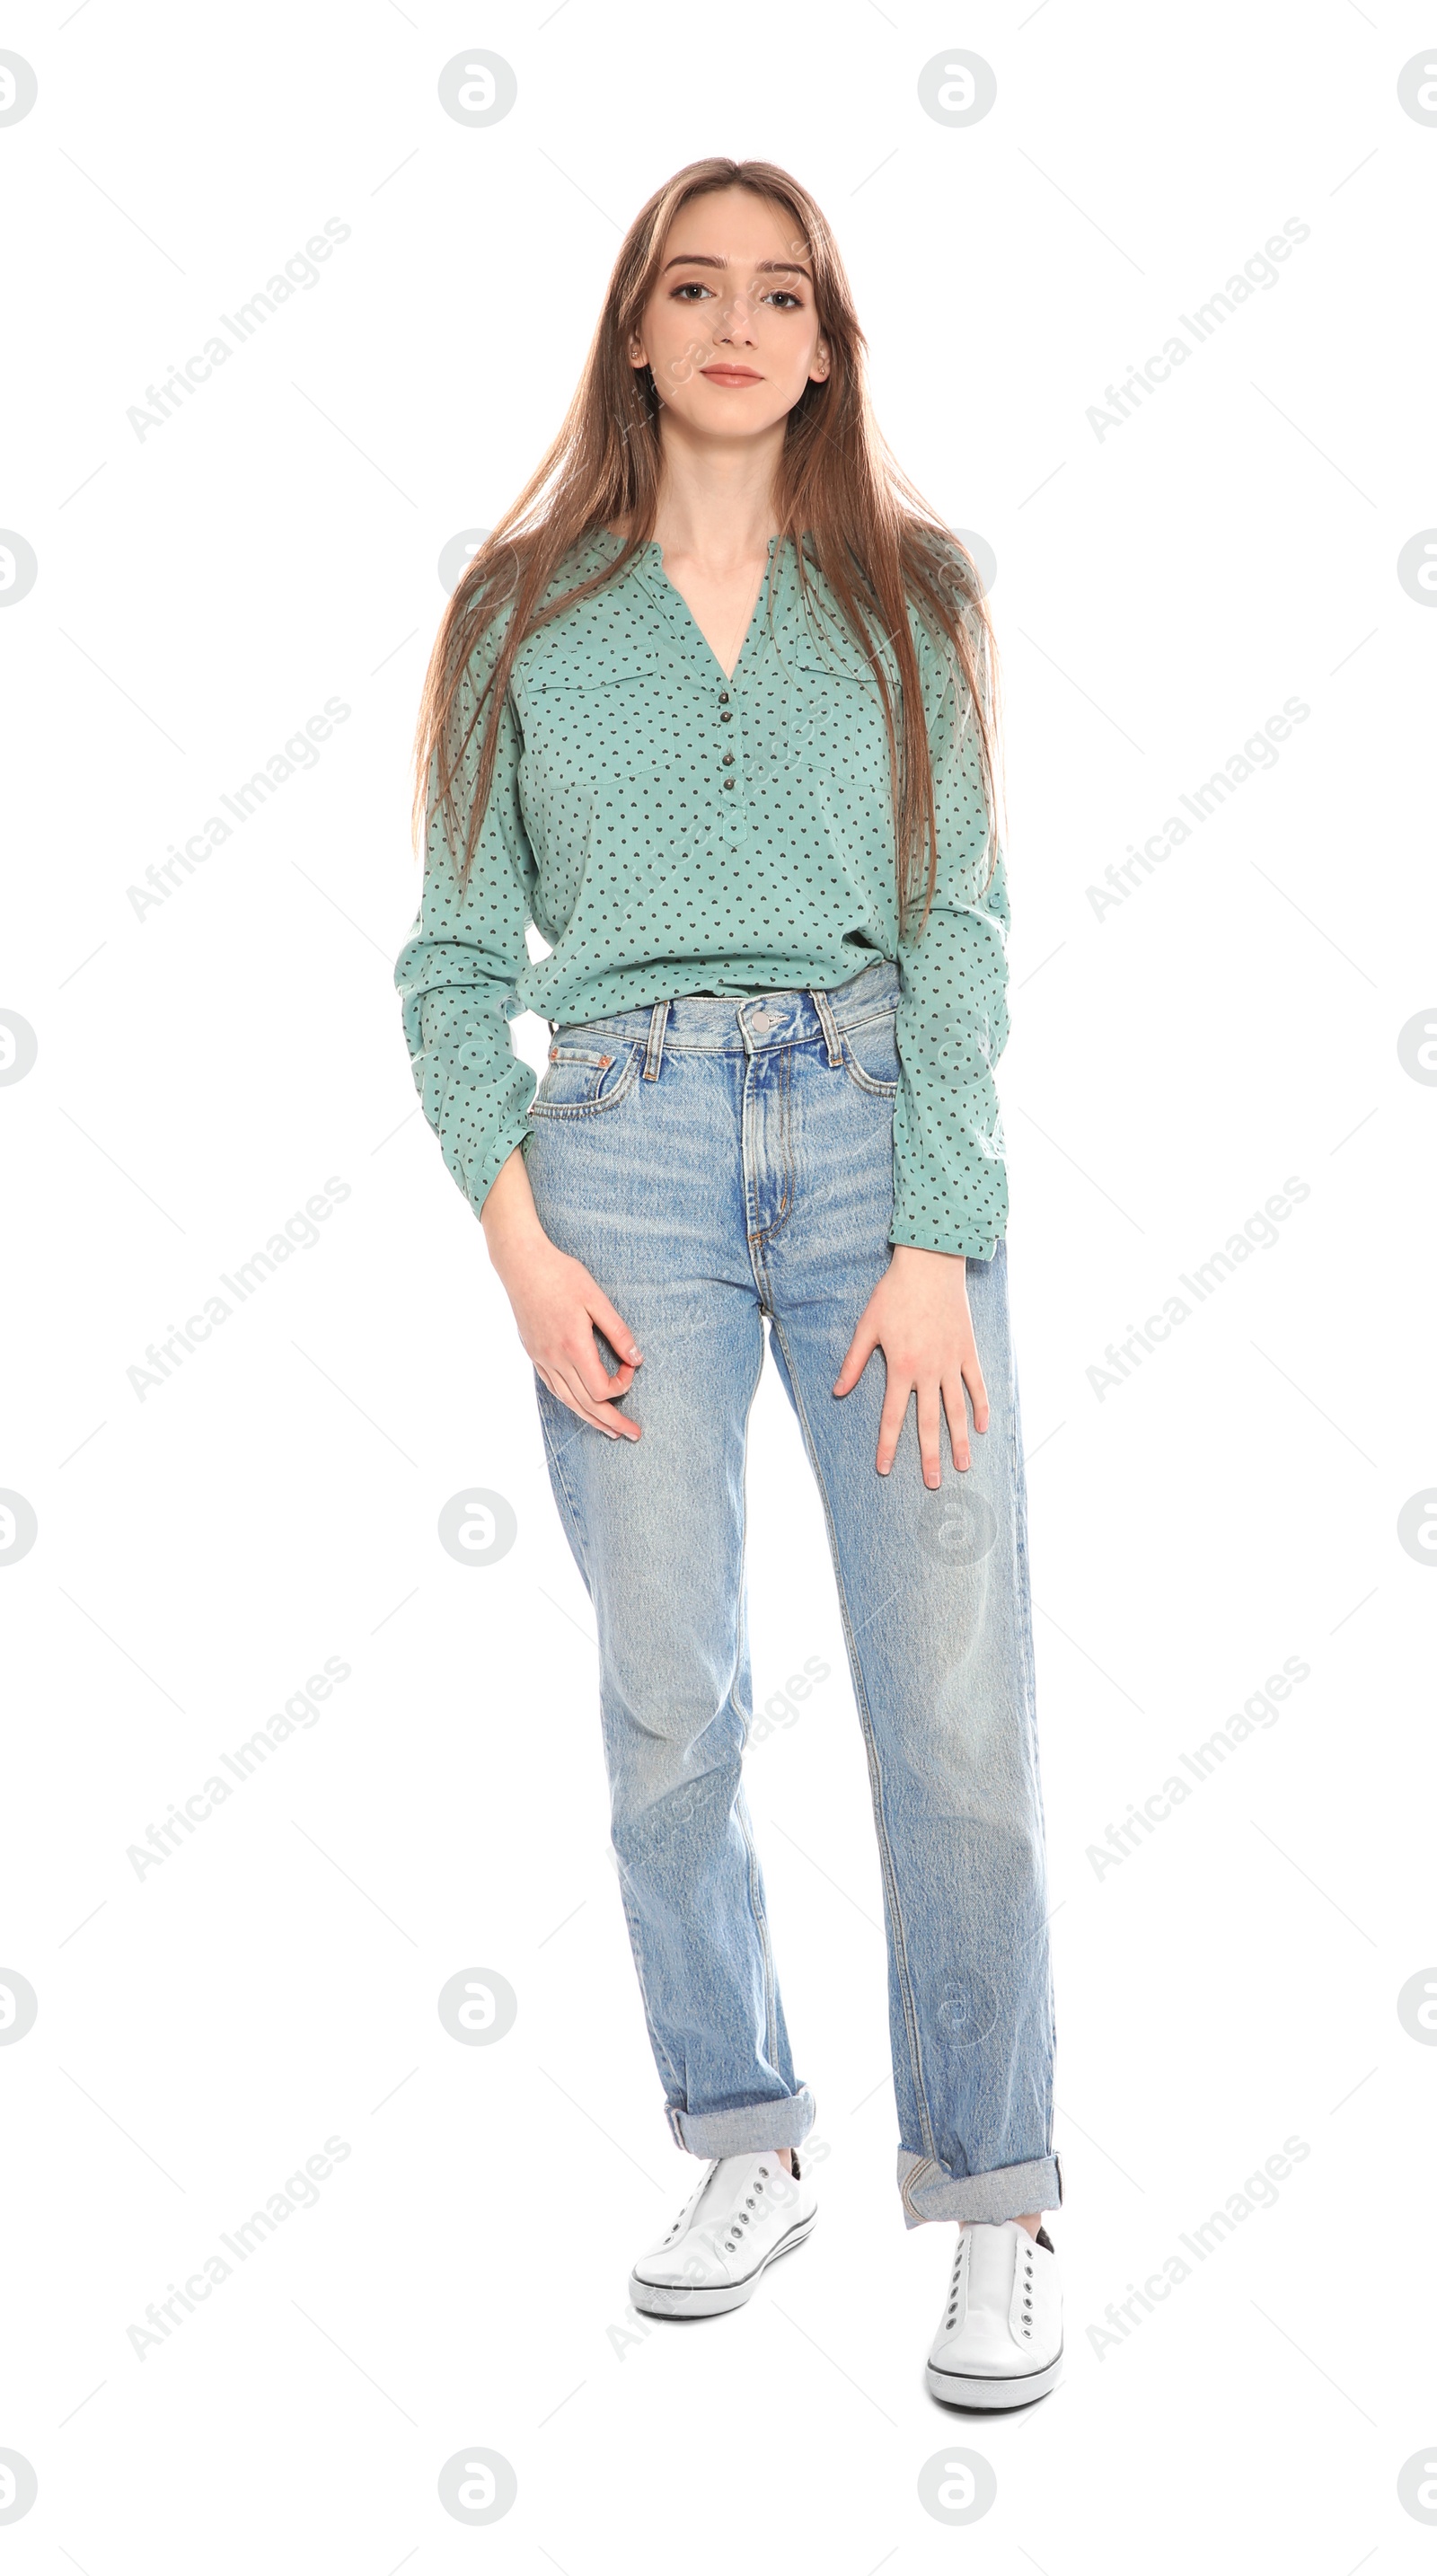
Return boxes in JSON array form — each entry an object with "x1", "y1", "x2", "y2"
[
  {"x1": 765, "y1": 290, "x2": 801, "y2": 309},
  {"x1": 673, "y1": 281, "x2": 712, "y2": 301}
]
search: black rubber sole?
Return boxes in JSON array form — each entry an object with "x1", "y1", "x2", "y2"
[{"x1": 925, "y1": 2345, "x2": 1063, "y2": 2409}]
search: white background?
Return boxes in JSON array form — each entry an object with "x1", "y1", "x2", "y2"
[{"x1": 3, "y1": 2, "x2": 1435, "y2": 2567}]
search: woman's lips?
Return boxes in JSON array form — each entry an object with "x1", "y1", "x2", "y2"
[{"x1": 700, "y1": 366, "x2": 763, "y2": 384}]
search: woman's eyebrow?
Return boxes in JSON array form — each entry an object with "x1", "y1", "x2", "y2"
[{"x1": 659, "y1": 252, "x2": 813, "y2": 281}]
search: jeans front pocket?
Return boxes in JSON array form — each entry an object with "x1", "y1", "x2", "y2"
[{"x1": 528, "y1": 1037, "x2": 643, "y2": 1119}]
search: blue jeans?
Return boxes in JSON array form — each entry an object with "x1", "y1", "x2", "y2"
[{"x1": 522, "y1": 957, "x2": 1061, "y2": 2225}]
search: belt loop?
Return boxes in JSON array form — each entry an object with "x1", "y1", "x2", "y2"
[
  {"x1": 809, "y1": 985, "x2": 843, "y2": 1069},
  {"x1": 643, "y1": 997, "x2": 670, "y2": 1081}
]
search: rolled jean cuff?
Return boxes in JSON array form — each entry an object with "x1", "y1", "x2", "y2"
[
  {"x1": 667, "y1": 2086, "x2": 816, "y2": 2157},
  {"x1": 897, "y1": 2147, "x2": 1063, "y2": 2228}
]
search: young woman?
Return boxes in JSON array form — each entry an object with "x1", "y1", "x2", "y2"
[{"x1": 397, "y1": 157, "x2": 1062, "y2": 2408}]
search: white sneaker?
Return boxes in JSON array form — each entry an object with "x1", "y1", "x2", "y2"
[
  {"x1": 629, "y1": 2149, "x2": 816, "y2": 2317},
  {"x1": 926, "y1": 2219, "x2": 1063, "y2": 2408}
]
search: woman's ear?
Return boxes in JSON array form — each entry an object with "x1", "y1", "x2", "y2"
[
  {"x1": 810, "y1": 340, "x2": 832, "y2": 384},
  {"x1": 628, "y1": 334, "x2": 648, "y2": 370}
]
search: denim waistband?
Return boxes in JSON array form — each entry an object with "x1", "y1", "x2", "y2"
[{"x1": 553, "y1": 956, "x2": 900, "y2": 1061}]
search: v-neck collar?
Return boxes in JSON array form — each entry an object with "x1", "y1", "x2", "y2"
[{"x1": 597, "y1": 525, "x2": 787, "y2": 687}]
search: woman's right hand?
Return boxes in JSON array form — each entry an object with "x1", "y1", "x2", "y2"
[{"x1": 480, "y1": 1147, "x2": 643, "y2": 1442}]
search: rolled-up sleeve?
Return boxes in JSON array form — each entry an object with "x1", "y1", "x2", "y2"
[
  {"x1": 889, "y1": 622, "x2": 1010, "y2": 1261},
  {"x1": 394, "y1": 624, "x2": 540, "y2": 1219}
]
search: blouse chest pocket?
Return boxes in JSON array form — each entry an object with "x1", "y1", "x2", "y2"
[
  {"x1": 522, "y1": 668, "x2": 674, "y2": 781},
  {"x1": 528, "y1": 1039, "x2": 642, "y2": 1118},
  {"x1": 841, "y1": 1008, "x2": 900, "y2": 1098},
  {"x1": 793, "y1": 656, "x2": 888, "y2": 767}
]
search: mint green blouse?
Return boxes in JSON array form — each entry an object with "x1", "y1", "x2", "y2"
[{"x1": 395, "y1": 525, "x2": 1010, "y2": 1259}]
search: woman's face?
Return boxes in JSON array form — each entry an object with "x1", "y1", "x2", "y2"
[{"x1": 629, "y1": 186, "x2": 831, "y2": 441}]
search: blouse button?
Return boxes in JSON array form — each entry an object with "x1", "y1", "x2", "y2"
[
  {"x1": 719, "y1": 710, "x2": 733, "y2": 722},
  {"x1": 723, "y1": 777, "x2": 736, "y2": 790},
  {"x1": 718, "y1": 691, "x2": 730, "y2": 704},
  {"x1": 721, "y1": 753, "x2": 735, "y2": 767}
]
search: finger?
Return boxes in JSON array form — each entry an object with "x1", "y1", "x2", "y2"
[
  {"x1": 568, "y1": 1338, "x2": 640, "y2": 1417},
  {"x1": 591, "y1": 1292, "x2": 644, "y2": 1367},
  {"x1": 533, "y1": 1355, "x2": 630, "y2": 1440},
  {"x1": 559, "y1": 1360, "x2": 640, "y2": 1442},
  {"x1": 550, "y1": 1359, "x2": 642, "y2": 1441},
  {"x1": 875, "y1": 1375, "x2": 912, "y2": 1477},
  {"x1": 945, "y1": 1374, "x2": 972, "y2": 1472},
  {"x1": 916, "y1": 1378, "x2": 943, "y2": 1490},
  {"x1": 964, "y1": 1355, "x2": 990, "y2": 1434},
  {"x1": 833, "y1": 1322, "x2": 878, "y2": 1398},
  {"x1": 545, "y1": 1361, "x2": 617, "y2": 1435}
]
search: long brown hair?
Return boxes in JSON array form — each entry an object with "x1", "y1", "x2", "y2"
[{"x1": 412, "y1": 156, "x2": 1003, "y2": 937}]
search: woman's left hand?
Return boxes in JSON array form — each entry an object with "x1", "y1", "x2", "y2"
[{"x1": 832, "y1": 1245, "x2": 989, "y2": 1487}]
